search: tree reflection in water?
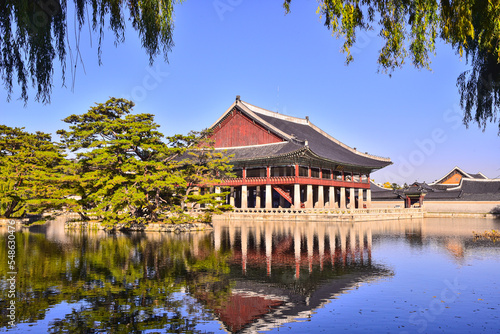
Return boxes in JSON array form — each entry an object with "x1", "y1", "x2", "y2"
[{"x1": 0, "y1": 230, "x2": 231, "y2": 333}]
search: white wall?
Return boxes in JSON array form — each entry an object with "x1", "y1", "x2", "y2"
[{"x1": 423, "y1": 201, "x2": 500, "y2": 214}]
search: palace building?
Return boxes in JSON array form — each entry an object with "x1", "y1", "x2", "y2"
[
  {"x1": 208, "y1": 96, "x2": 392, "y2": 209},
  {"x1": 370, "y1": 166, "x2": 500, "y2": 213}
]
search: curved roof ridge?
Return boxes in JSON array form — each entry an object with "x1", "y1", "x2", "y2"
[
  {"x1": 446, "y1": 177, "x2": 500, "y2": 191},
  {"x1": 214, "y1": 141, "x2": 294, "y2": 150},
  {"x1": 241, "y1": 101, "x2": 309, "y2": 125}
]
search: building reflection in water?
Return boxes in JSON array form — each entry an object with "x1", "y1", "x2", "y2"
[
  {"x1": 215, "y1": 221, "x2": 376, "y2": 278},
  {"x1": 207, "y1": 221, "x2": 393, "y2": 333}
]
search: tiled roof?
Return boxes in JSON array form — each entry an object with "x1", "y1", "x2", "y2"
[
  {"x1": 215, "y1": 142, "x2": 304, "y2": 161},
  {"x1": 466, "y1": 172, "x2": 488, "y2": 180},
  {"x1": 430, "y1": 166, "x2": 489, "y2": 185},
  {"x1": 422, "y1": 179, "x2": 500, "y2": 201},
  {"x1": 369, "y1": 182, "x2": 402, "y2": 200},
  {"x1": 459, "y1": 179, "x2": 500, "y2": 200},
  {"x1": 229, "y1": 101, "x2": 392, "y2": 169}
]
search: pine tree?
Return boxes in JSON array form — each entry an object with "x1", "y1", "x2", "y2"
[
  {"x1": 57, "y1": 97, "x2": 232, "y2": 226},
  {"x1": 0, "y1": 125, "x2": 72, "y2": 220}
]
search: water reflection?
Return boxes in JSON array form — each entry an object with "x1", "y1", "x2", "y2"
[
  {"x1": 0, "y1": 217, "x2": 499, "y2": 333},
  {"x1": 0, "y1": 227, "x2": 226, "y2": 333},
  {"x1": 207, "y1": 221, "x2": 394, "y2": 333}
]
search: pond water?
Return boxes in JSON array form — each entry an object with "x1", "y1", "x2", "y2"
[{"x1": 1, "y1": 217, "x2": 499, "y2": 333}]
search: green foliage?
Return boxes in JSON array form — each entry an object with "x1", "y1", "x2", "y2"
[
  {"x1": 391, "y1": 182, "x2": 401, "y2": 190},
  {"x1": 285, "y1": 0, "x2": 500, "y2": 133},
  {"x1": 179, "y1": 134, "x2": 234, "y2": 215},
  {"x1": 0, "y1": 0, "x2": 180, "y2": 104},
  {"x1": 57, "y1": 97, "x2": 232, "y2": 226},
  {"x1": 0, "y1": 125, "x2": 73, "y2": 219}
]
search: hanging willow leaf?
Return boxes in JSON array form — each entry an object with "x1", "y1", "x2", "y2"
[
  {"x1": 286, "y1": 0, "x2": 500, "y2": 133},
  {"x1": 0, "y1": 0, "x2": 180, "y2": 104}
]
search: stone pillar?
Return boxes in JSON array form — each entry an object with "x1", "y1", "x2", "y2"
[
  {"x1": 358, "y1": 188, "x2": 364, "y2": 209},
  {"x1": 306, "y1": 184, "x2": 313, "y2": 208},
  {"x1": 215, "y1": 186, "x2": 221, "y2": 202},
  {"x1": 241, "y1": 185, "x2": 248, "y2": 209},
  {"x1": 294, "y1": 184, "x2": 301, "y2": 209},
  {"x1": 265, "y1": 184, "x2": 272, "y2": 209},
  {"x1": 349, "y1": 187, "x2": 356, "y2": 209},
  {"x1": 340, "y1": 187, "x2": 346, "y2": 209},
  {"x1": 317, "y1": 185, "x2": 324, "y2": 208},
  {"x1": 366, "y1": 189, "x2": 372, "y2": 208},
  {"x1": 230, "y1": 187, "x2": 235, "y2": 207},
  {"x1": 329, "y1": 186, "x2": 336, "y2": 208},
  {"x1": 255, "y1": 186, "x2": 261, "y2": 208}
]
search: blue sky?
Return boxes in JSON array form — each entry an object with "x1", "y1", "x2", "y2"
[{"x1": 1, "y1": 0, "x2": 499, "y2": 184}]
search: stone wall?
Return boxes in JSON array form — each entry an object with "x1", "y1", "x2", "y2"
[
  {"x1": 423, "y1": 201, "x2": 500, "y2": 214},
  {"x1": 370, "y1": 200, "x2": 405, "y2": 209},
  {"x1": 371, "y1": 200, "x2": 500, "y2": 214}
]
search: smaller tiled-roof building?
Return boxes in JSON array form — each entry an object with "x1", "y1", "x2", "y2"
[
  {"x1": 429, "y1": 166, "x2": 488, "y2": 187},
  {"x1": 209, "y1": 96, "x2": 392, "y2": 209},
  {"x1": 370, "y1": 167, "x2": 500, "y2": 213}
]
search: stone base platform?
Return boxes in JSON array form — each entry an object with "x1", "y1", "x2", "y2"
[{"x1": 213, "y1": 208, "x2": 424, "y2": 223}]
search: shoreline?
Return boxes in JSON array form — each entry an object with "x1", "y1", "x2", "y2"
[
  {"x1": 1, "y1": 210, "x2": 498, "y2": 232},
  {"x1": 64, "y1": 221, "x2": 213, "y2": 232}
]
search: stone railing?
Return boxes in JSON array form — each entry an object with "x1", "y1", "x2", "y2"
[{"x1": 229, "y1": 207, "x2": 423, "y2": 215}]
